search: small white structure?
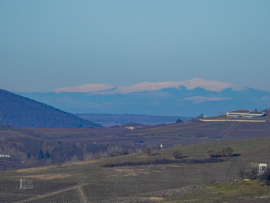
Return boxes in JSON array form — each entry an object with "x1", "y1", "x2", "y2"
[
  {"x1": 0, "y1": 154, "x2": 11, "y2": 157},
  {"x1": 0, "y1": 154, "x2": 11, "y2": 161},
  {"x1": 258, "y1": 163, "x2": 267, "y2": 175},
  {"x1": 160, "y1": 144, "x2": 163, "y2": 149},
  {"x1": 20, "y1": 179, "x2": 34, "y2": 190}
]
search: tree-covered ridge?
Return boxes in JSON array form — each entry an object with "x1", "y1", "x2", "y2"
[{"x1": 0, "y1": 89, "x2": 101, "y2": 128}]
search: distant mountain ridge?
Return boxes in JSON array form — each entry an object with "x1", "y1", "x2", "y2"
[
  {"x1": 0, "y1": 89, "x2": 101, "y2": 128},
  {"x1": 17, "y1": 78, "x2": 270, "y2": 117},
  {"x1": 53, "y1": 78, "x2": 245, "y2": 94}
]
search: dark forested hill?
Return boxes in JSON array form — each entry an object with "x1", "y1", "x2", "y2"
[{"x1": 0, "y1": 89, "x2": 101, "y2": 128}]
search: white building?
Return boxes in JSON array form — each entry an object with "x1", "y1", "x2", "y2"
[
  {"x1": 0, "y1": 154, "x2": 11, "y2": 161},
  {"x1": 226, "y1": 109, "x2": 265, "y2": 118}
]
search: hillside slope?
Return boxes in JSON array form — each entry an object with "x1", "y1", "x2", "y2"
[
  {"x1": 127, "y1": 118, "x2": 270, "y2": 139},
  {"x1": 2, "y1": 137, "x2": 270, "y2": 202},
  {"x1": 0, "y1": 89, "x2": 101, "y2": 128}
]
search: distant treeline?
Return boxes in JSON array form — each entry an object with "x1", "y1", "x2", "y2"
[
  {"x1": 78, "y1": 113, "x2": 191, "y2": 126},
  {"x1": 0, "y1": 127, "x2": 146, "y2": 170}
]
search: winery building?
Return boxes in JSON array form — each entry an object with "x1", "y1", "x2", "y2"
[{"x1": 226, "y1": 110, "x2": 265, "y2": 118}]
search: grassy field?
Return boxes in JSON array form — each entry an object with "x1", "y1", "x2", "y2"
[
  {"x1": 127, "y1": 120, "x2": 270, "y2": 139},
  {"x1": 20, "y1": 118, "x2": 270, "y2": 150},
  {"x1": 1, "y1": 136, "x2": 270, "y2": 202},
  {"x1": 163, "y1": 180, "x2": 270, "y2": 202}
]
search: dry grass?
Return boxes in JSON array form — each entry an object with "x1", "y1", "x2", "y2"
[
  {"x1": 24, "y1": 173, "x2": 71, "y2": 180},
  {"x1": 16, "y1": 165, "x2": 56, "y2": 173},
  {"x1": 106, "y1": 168, "x2": 150, "y2": 177}
]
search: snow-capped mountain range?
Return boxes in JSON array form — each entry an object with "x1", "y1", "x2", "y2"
[
  {"x1": 18, "y1": 78, "x2": 270, "y2": 117},
  {"x1": 53, "y1": 78, "x2": 244, "y2": 94}
]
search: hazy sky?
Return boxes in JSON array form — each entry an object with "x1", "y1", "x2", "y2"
[{"x1": 1, "y1": 0, "x2": 270, "y2": 92}]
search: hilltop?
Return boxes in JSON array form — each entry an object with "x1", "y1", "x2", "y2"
[{"x1": 0, "y1": 89, "x2": 101, "y2": 128}]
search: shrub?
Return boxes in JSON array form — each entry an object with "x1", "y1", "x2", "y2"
[
  {"x1": 173, "y1": 150, "x2": 182, "y2": 159},
  {"x1": 240, "y1": 167, "x2": 270, "y2": 185},
  {"x1": 144, "y1": 146, "x2": 152, "y2": 156},
  {"x1": 239, "y1": 168, "x2": 258, "y2": 180},
  {"x1": 258, "y1": 170, "x2": 270, "y2": 185},
  {"x1": 176, "y1": 119, "x2": 183, "y2": 123},
  {"x1": 206, "y1": 149, "x2": 215, "y2": 158},
  {"x1": 220, "y1": 147, "x2": 233, "y2": 157},
  {"x1": 94, "y1": 153, "x2": 101, "y2": 160}
]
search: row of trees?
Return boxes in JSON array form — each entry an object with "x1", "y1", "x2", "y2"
[
  {"x1": 0, "y1": 134, "x2": 149, "y2": 169},
  {"x1": 206, "y1": 147, "x2": 234, "y2": 158},
  {"x1": 144, "y1": 146, "x2": 234, "y2": 159},
  {"x1": 143, "y1": 146, "x2": 183, "y2": 160}
]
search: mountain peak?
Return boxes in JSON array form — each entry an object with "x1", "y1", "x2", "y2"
[{"x1": 184, "y1": 78, "x2": 244, "y2": 92}]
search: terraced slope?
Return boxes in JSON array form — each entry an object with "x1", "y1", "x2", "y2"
[{"x1": 2, "y1": 137, "x2": 270, "y2": 202}]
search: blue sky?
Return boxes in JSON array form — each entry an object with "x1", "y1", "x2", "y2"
[{"x1": 1, "y1": 0, "x2": 270, "y2": 92}]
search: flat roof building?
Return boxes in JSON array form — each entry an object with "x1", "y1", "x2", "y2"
[{"x1": 226, "y1": 109, "x2": 265, "y2": 118}]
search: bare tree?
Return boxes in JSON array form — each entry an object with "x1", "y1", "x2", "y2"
[
  {"x1": 70, "y1": 155, "x2": 78, "y2": 163},
  {"x1": 94, "y1": 152, "x2": 101, "y2": 160},
  {"x1": 84, "y1": 153, "x2": 93, "y2": 161}
]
